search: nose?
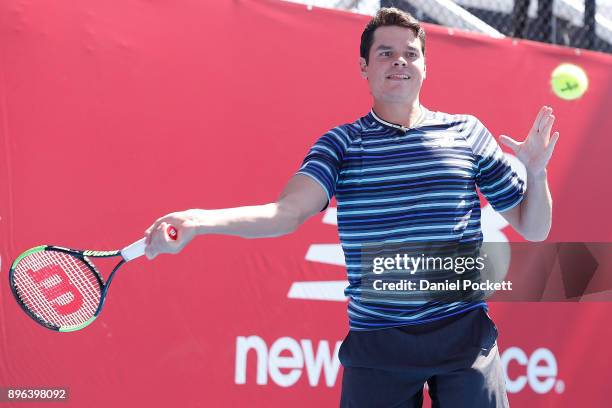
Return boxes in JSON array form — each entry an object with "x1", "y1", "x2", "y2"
[{"x1": 393, "y1": 57, "x2": 407, "y2": 66}]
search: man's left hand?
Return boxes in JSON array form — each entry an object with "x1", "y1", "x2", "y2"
[{"x1": 499, "y1": 105, "x2": 560, "y2": 178}]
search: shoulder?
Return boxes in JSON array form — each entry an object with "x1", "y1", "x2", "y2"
[
  {"x1": 424, "y1": 108, "x2": 481, "y2": 129},
  {"x1": 316, "y1": 113, "x2": 372, "y2": 149},
  {"x1": 423, "y1": 109, "x2": 494, "y2": 153}
]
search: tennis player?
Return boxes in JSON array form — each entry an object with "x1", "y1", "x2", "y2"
[{"x1": 144, "y1": 8, "x2": 558, "y2": 407}]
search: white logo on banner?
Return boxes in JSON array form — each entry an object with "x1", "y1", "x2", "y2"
[
  {"x1": 234, "y1": 336, "x2": 564, "y2": 394},
  {"x1": 501, "y1": 346, "x2": 565, "y2": 394},
  {"x1": 234, "y1": 336, "x2": 342, "y2": 387}
]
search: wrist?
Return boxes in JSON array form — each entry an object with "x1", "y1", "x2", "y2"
[
  {"x1": 187, "y1": 209, "x2": 213, "y2": 235},
  {"x1": 527, "y1": 168, "x2": 548, "y2": 182}
]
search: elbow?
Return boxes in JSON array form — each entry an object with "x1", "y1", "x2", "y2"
[
  {"x1": 274, "y1": 201, "x2": 303, "y2": 237},
  {"x1": 283, "y1": 214, "x2": 301, "y2": 235}
]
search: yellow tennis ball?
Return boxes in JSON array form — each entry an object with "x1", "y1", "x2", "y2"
[{"x1": 551, "y1": 63, "x2": 588, "y2": 100}]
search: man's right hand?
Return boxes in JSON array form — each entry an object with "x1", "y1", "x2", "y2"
[{"x1": 144, "y1": 209, "x2": 203, "y2": 260}]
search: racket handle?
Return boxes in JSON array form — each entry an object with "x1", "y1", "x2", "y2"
[
  {"x1": 121, "y1": 225, "x2": 179, "y2": 261},
  {"x1": 121, "y1": 238, "x2": 146, "y2": 261}
]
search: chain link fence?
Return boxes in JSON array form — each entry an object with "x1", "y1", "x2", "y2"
[
  {"x1": 382, "y1": 0, "x2": 612, "y2": 53},
  {"x1": 288, "y1": 0, "x2": 612, "y2": 53}
]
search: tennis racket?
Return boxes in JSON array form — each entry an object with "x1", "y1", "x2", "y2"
[{"x1": 8, "y1": 225, "x2": 178, "y2": 332}]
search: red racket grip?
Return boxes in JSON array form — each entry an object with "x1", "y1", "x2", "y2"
[{"x1": 166, "y1": 225, "x2": 178, "y2": 241}]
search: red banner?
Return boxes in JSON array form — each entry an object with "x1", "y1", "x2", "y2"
[{"x1": 1, "y1": 0, "x2": 611, "y2": 406}]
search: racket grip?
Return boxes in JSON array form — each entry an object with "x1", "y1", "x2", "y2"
[
  {"x1": 121, "y1": 238, "x2": 146, "y2": 261},
  {"x1": 121, "y1": 225, "x2": 179, "y2": 261}
]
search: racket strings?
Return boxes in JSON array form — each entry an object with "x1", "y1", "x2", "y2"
[{"x1": 12, "y1": 251, "x2": 102, "y2": 328}]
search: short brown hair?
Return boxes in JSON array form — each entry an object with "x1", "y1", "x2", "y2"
[{"x1": 360, "y1": 7, "x2": 426, "y2": 64}]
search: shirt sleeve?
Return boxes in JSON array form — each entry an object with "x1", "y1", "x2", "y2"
[
  {"x1": 465, "y1": 116, "x2": 526, "y2": 212},
  {"x1": 296, "y1": 126, "x2": 350, "y2": 211}
]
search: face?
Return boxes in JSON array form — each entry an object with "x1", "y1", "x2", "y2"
[{"x1": 360, "y1": 26, "x2": 426, "y2": 104}]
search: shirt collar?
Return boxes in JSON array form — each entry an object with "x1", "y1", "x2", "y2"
[{"x1": 369, "y1": 106, "x2": 429, "y2": 133}]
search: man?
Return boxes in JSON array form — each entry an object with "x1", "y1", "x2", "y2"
[{"x1": 144, "y1": 8, "x2": 558, "y2": 407}]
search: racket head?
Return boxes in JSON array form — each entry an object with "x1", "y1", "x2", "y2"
[{"x1": 9, "y1": 246, "x2": 105, "y2": 332}]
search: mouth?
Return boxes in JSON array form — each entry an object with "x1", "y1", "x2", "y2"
[{"x1": 386, "y1": 74, "x2": 411, "y2": 80}]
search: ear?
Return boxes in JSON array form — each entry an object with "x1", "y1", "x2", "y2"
[{"x1": 359, "y1": 57, "x2": 368, "y2": 79}]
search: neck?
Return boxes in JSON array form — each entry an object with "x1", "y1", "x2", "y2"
[{"x1": 372, "y1": 99, "x2": 422, "y2": 128}]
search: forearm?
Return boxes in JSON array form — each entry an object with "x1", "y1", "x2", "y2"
[
  {"x1": 192, "y1": 202, "x2": 301, "y2": 239},
  {"x1": 519, "y1": 170, "x2": 553, "y2": 241}
]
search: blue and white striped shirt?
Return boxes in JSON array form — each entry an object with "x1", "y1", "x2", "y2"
[{"x1": 297, "y1": 107, "x2": 525, "y2": 331}]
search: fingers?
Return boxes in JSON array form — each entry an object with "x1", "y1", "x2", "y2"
[
  {"x1": 144, "y1": 218, "x2": 184, "y2": 260},
  {"x1": 499, "y1": 134, "x2": 521, "y2": 153},
  {"x1": 542, "y1": 112, "x2": 556, "y2": 141},
  {"x1": 544, "y1": 131, "x2": 560, "y2": 161},
  {"x1": 534, "y1": 106, "x2": 555, "y2": 135},
  {"x1": 144, "y1": 216, "x2": 164, "y2": 246},
  {"x1": 144, "y1": 219, "x2": 172, "y2": 260},
  {"x1": 537, "y1": 107, "x2": 550, "y2": 134},
  {"x1": 537, "y1": 131, "x2": 560, "y2": 171},
  {"x1": 145, "y1": 220, "x2": 159, "y2": 245},
  {"x1": 144, "y1": 222, "x2": 162, "y2": 260},
  {"x1": 145, "y1": 213, "x2": 177, "y2": 245},
  {"x1": 532, "y1": 106, "x2": 548, "y2": 134}
]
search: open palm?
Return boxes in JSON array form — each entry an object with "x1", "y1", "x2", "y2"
[{"x1": 499, "y1": 106, "x2": 560, "y2": 177}]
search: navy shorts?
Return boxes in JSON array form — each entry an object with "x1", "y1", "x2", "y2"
[{"x1": 338, "y1": 307, "x2": 509, "y2": 407}]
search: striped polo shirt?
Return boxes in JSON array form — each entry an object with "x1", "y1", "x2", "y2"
[{"x1": 297, "y1": 107, "x2": 526, "y2": 331}]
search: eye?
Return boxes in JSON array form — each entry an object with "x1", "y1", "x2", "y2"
[
  {"x1": 380, "y1": 51, "x2": 392, "y2": 57},
  {"x1": 408, "y1": 51, "x2": 417, "y2": 58}
]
